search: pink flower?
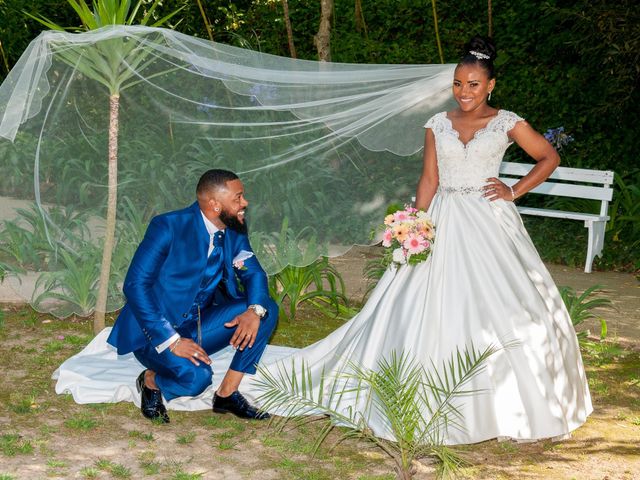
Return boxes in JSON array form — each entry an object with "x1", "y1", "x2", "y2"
[
  {"x1": 393, "y1": 210, "x2": 410, "y2": 223},
  {"x1": 403, "y1": 234, "x2": 426, "y2": 255},
  {"x1": 233, "y1": 259, "x2": 246, "y2": 270},
  {"x1": 382, "y1": 229, "x2": 393, "y2": 247},
  {"x1": 405, "y1": 206, "x2": 418, "y2": 213}
]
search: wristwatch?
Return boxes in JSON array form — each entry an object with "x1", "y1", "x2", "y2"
[{"x1": 248, "y1": 304, "x2": 267, "y2": 318}]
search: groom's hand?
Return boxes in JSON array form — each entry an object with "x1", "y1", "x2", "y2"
[
  {"x1": 170, "y1": 337, "x2": 211, "y2": 366},
  {"x1": 225, "y1": 310, "x2": 260, "y2": 351}
]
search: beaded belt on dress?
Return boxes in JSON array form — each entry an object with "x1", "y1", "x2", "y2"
[{"x1": 437, "y1": 185, "x2": 484, "y2": 195}]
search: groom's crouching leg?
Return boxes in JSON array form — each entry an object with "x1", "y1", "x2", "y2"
[
  {"x1": 134, "y1": 343, "x2": 214, "y2": 423},
  {"x1": 228, "y1": 298, "x2": 278, "y2": 375},
  {"x1": 155, "y1": 362, "x2": 214, "y2": 400},
  {"x1": 212, "y1": 299, "x2": 278, "y2": 420}
]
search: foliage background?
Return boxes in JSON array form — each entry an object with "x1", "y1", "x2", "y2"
[{"x1": 0, "y1": 0, "x2": 638, "y2": 271}]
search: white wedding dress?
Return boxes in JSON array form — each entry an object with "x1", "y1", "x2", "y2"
[
  {"x1": 54, "y1": 109, "x2": 591, "y2": 445},
  {"x1": 242, "y1": 109, "x2": 592, "y2": 444}
]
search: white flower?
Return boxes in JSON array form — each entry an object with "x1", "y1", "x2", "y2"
[
  {"x1": 392, "y1": 247, "x2": 406, "y2": 264},
  {"x1": 416, "y1": 210, "x2": 430, "y2": 220}
]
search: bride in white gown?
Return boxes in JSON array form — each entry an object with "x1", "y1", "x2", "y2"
[
  {"x1": 242, "y1": 36, "x2": 593, "y2": 444},
  {"x1": 54, "y1": 36, "x2": 592, "y2": 446}
]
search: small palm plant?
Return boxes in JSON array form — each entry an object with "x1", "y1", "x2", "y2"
[
  {"x1": 252, "y1": 218, "x2": 349, "y2": 321},
  {"x1": 559, "y1": 284, "x2": 614, "y2": 340},
  {"x1": 255, "y1": 344, "x2": 499, "y2": 479},
  {"x1": 268, "y1": 257, "x2": 349, "y2": 322},
  {"x1": 32, "y1": 247, "x2": 101, "y2": 316}
]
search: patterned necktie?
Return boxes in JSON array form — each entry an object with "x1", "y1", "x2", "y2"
[
  {"x1": 204, "y1": 230, "x2": 224, "y2": 278},
  {"x1": 213, "y1": 229, "x2": 225, "y2": 249},
  {"x1": 194, "y1": 230, "x2": 225, "y2": 345}
]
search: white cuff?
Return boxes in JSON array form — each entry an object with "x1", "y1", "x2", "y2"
[{"x1": 156, "y1": 333, "x2": 180, "y2": 353}]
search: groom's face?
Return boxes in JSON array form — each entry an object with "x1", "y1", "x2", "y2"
[{"x1": 217, "y1": 179, "x2": 249, "y2": 233}]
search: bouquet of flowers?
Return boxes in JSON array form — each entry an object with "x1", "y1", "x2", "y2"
[{"x1": 380, "y1": 206, "x2": 435, "y2": 267}]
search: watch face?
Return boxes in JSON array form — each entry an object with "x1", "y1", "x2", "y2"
[{"x1": 252, "y1": 305, "x2": 266, "y2": 316}]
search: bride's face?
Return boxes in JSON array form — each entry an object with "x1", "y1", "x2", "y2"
[{"x1": 452, "y1": 64, "x2": 495, "y2": 112}]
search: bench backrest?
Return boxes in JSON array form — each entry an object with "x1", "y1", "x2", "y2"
[{"x1": 499, "y1": 162, "x2": 614, "y2": 216}]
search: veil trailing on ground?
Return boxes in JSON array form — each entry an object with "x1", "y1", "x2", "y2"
[{"x1": 0, "y1": 25, "x2": 455, "y2": 316}]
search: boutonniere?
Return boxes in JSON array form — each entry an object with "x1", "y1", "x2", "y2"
[
  {"x1": 233, "y1": 259, "x2": 248, "y2": 270},
  {"x1": 232, "y1": 250, "x2": 254, "y2": 271}
]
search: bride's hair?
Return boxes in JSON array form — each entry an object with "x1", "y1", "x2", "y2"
[{"x1": 459, "y1": 35, "x2": 497, "y2": 79}]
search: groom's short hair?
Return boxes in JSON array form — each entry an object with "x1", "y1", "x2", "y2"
[{"x1": 196, "y1": 169, "x2": 239, "y2": 196}]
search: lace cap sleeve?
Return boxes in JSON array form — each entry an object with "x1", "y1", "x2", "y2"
[
  {"x1": 423, "y1": 112, "x2": 445, "y2": 132},
  {"x1": 424, "y1": 112, "x2": 442, "y2": 129},
  {"x1": 498, "y1": 110, "x2": 525, "y2": 133}
]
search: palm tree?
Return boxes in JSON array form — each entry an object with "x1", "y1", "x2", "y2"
[
  {"x1": 256, "y1": 344, "x2": 500, "y2": 479},
  {"x1": 27, "y1": 0, "x2": 184, "y2": 333}
]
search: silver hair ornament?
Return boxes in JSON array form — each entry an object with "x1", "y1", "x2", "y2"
[{"x1": 469, "y1": 50, "x2": 490, "y2": 60}]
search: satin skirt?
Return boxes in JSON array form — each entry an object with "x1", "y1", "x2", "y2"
[{"x1": 242, "y1": 192, "x2": 593, "y2": 444}]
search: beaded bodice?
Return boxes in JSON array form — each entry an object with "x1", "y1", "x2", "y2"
[{"x1": 424, "y1": 110, "x2": 524, "y2": 191}]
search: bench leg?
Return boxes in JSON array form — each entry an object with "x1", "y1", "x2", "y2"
[{"x1": 584, "y1": 220, "x2": 606, "y2": 273}]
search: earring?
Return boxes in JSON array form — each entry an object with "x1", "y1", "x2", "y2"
[
  {"x1": 214, "y1": 207, "x2": 220, "y2": 212},
  {"x1": 488, "y1": 91, "x2": 492, "y2": 101}
]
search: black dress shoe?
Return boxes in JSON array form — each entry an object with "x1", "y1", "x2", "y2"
[
  {"x1": 136, "y1": 370, "x2": 169, "y2": 423},
  {"x1": 212, "y1": 391, "x2": 270, "y2": 420}
]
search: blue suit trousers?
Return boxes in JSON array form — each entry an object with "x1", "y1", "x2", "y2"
[{"x1": 133, "y1": 298, "x2": 278, "y2": 401}]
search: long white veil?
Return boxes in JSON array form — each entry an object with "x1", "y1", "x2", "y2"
[{"x1": 0, "y1": 25, "x2": 455, "y2": 316}]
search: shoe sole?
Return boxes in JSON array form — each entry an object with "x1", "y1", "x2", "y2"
[{"x1": 212, "y1": 406, "x2": 269, "y2": 420}]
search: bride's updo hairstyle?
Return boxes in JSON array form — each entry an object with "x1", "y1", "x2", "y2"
[{"x1": 459, "y1": 35, "x2": 497, "y2": 79}]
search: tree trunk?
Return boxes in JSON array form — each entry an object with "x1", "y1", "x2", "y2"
[
  {"x1": 281, "y1": 0, "x2": 297, "y2": 58},
  {"x1": 354, "y1": 0, "x2": 367, "y2": 37},
  {"x1": 196, "y1": 0, "x2": 215, "y2": 42},
  {"x1": 0, "y1": 39, "x2": 10, "y2": 74},
  {"x1": 430, "y1": 0, "x2": 444, "y2": 64},
  {"x1": 314, "y1": 0, "x2": 333, "y2": 62},
  {"x1": 94, "y1": 93, "x2": 119, "y2": 334}
]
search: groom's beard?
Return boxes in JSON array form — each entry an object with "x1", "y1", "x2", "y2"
[{"x1": 220, "y1": 208, "x2": 248, "y2": 234}]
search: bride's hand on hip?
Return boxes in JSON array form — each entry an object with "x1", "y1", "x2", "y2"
[{"x1": 483, "y1": 177, "x2": 514, "y2": 202}]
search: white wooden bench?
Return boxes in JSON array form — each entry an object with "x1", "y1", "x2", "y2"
[{"x1": 499, "y1": 161, "x2": 615, "y2": 273}]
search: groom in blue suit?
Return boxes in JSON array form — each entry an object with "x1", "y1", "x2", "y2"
[{"x1": 107, "y1": 169, "x2": 278, "y2": 423}]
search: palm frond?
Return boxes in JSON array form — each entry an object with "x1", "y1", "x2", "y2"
[{"x1": 256, "y1": 344, "x2": 500, "y2": 479}]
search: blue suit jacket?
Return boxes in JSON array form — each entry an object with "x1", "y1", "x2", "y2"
[{"x1": 107, "y1": 202, "x2": 271, "y2": 355}]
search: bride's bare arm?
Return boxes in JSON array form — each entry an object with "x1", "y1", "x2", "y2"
[
  {"x1": 506, "y1": 121, "x2": 560, "y2": 199},
  {"x1": 415, "y1": 128, "x2": 439, "y2": 210},
  {"x1": 485, "y1": 120, "x2": 560, "y2": 201}
]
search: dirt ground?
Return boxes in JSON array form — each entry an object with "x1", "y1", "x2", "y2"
[{"x1": 0, "y1": 248, "x2": 639, "y2": 480}]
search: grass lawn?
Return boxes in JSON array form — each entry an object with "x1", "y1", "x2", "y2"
[{"x1": 0, "y1": 305, "x2": 638, "y2": 479}]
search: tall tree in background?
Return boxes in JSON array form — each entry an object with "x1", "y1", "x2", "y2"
[
  {"x1": 314, "y1": 0, "x2": 333, "y2": 61},
  {"x1": 28, "y1": 0, "x2": 183, "y2": 334},
  {"x1": 195, "y1": 0, "x2": 214, "y2": 42},
  {"x1": 431, "y1": 0, "x2": 444, "y2": 64},
  {"x1": 0, "y1": 38, "x2": 9, "y2": 75},
  {"x1": 355, "y1": 0, "x2": 367, "y2": 37},
  {"x1": 488, "y1": 0, "x2": 493, "y2": 37},
  {"x1": 282, "y1": 0, "x2": 296, "y2": 58}
]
